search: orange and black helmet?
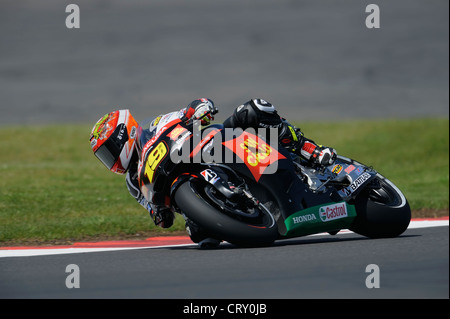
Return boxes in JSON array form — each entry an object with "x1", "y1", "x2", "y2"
[{"x1": 89, "y1": 109, "x2": 138, "y2": 174}]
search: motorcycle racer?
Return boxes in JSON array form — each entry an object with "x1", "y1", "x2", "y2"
[{"x1": 89, "y1": 98, "x2": 337, "y2": 246}]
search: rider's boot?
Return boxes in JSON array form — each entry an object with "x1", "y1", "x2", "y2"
[
  {"x1": 278, "y1": 121, "x2": 337, "y2": 167},
  {"x1": 185, "y1": 218, "x2": 221, "y2": 248}
]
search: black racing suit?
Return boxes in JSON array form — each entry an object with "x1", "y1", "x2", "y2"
[{"x1": 223, "y1": 99, "x2": 337, "y2": 166}]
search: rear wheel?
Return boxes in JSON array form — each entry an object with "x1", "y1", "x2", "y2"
[
  {"x1": 350, "y1": 174, "x2": 411, "y2": 238},
  {"x1": 174, "y1": 180, "x2": 279, "y2": 247}
]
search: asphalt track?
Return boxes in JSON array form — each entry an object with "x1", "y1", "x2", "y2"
[{"x1": 0, "y1": 221, "x2": 448, "y2": 299}]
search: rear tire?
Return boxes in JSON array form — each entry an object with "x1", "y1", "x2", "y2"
[{"x1": 174, "y1": 180, "x2": 279, "y2": 247}]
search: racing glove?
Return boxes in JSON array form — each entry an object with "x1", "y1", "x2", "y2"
[
  {"x1": 301, "y1": 142, "x2": 337, "y2": 167},
  {"x1": 191, "y1": 98, "x2": 218, "y2": 125},
  {"x1": 150, "y1": 206, "x2": 175, "y2": 228}
]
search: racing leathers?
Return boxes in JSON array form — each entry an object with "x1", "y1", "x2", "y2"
[
  {"x1": 125, "y1": 98, "x2": 336, "y2": 231},
  {"x1": 223, "y1": 99, "x2": 337, "y2": 167}
]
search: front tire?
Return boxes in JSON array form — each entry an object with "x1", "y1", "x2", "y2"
[
  {"x1": 174, "y1": 180, "x2": 279, "y2": 247},
  {"x1": 350, "y1": 174, "x2": 411, "y2": 238}
]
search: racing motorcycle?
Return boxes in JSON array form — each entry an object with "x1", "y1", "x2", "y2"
[{"x1": 136, "y1": 114, "x2": 411, "y2": 247}]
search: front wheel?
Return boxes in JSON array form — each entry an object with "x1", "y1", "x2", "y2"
[
  {"x1": 350, "y1": 174, "x2": 411, "y2": 238},
  {"x1": 174, "y1": 180, "x2": 279, "y2": 247}
]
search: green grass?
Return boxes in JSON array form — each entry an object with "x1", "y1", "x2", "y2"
[{"x1": 0, "y1": 118, "x2": 448, "y2": 245}]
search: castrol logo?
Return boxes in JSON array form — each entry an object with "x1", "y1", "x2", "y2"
[{"x1": 319, "y1": 202, "x2": 348, "y2": 222}]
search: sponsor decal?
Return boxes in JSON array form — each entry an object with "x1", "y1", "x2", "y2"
[
  {"x1": 130, "y1": 126, "x2": 137, "y2": 139},
  {"x1": 168, "y1": 124, "x2": 187, "y2": 141},
  {"x1": 331, "y1": 164, "x2": 343, "y2": 174},
  {"x1": 222, "y1": 131, "x2": 285, "y2": 182},
  {"x1": 344, "y1": 164, "x2": 355, "y2": 174},
  {"x1": 292, "y1": 214, "x2": 317, "y2": 224},
  {"x1": 338, "y1": 171, "x2": 372, "y2": 197},
  {"x1": 190, "y1": 129, "x2": 220, "y2": 158},
  {"x1": 284, "y1": 203, "x2": 357, "y2": 237},
  {"x1": 319, "y1": 202, "x2": 348, "y2": 222},
  {"x1": 116, "y1": 124, "x2": 126, "y2": 141},
  {"x1": 174, "y1": 131, "x2": 192, "y2": 145},
  {"x1": 340, "y1": 188, "x2": 352, "y2": 197},
  {"x1": 349, "y1": 172, "x2": 372, "y2": 192},
  {"x1": 200, "y1": 169, "x2": 220, "y2": 184},
  {"x1": 150, "y1": 116, "x2": 162, "y2": 128},
  {"x1": 240, "y1": 136, "x2": 271, "y2": 167}
]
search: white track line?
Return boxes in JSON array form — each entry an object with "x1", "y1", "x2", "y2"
[
  {"x1": 0, "y1": 243, "x2": 196, "y2": 258},
  {"x1": 0, "y1": 219, "x2": 447, "y2": 258}
]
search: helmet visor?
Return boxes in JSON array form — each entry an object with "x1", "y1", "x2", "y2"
[
  {"x1": 93, "y1": 124, "x2": 128, "y2": 170},
  {"x1": 94, "y1": 138, "x2": 121, "y2": 170}
]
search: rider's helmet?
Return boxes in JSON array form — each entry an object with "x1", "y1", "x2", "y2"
[{"x1": 89, "y1": 109, "x2": 138, "y2": 174}]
